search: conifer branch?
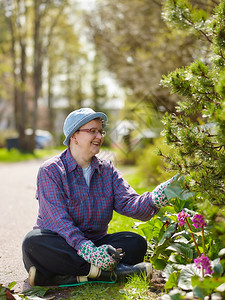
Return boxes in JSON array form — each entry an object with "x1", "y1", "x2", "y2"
[
  {"x1": 219, "y1": 49, "x2": 225, "y2": 62},
  {"x1": 175, "y1": 7, "x2": 212, "y2": 43}
]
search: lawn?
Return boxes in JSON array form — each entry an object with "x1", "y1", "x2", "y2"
[{"x1": 0, "y1": 147, "x2": 62, "y2": 163}]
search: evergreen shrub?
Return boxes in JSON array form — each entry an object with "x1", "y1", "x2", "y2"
[{"x1": 160, "y1": 0, "x2": 225, "y2": 244}]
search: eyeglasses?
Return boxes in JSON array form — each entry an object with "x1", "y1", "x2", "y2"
[{"x1": 77, "y1": 128, "x2": 106, "y2": 137}]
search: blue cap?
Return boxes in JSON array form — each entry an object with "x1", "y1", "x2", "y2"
[{"x1": 63, "y1": 107, "x2": 108, "y2": 147}]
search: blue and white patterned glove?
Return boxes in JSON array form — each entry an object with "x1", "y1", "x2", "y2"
[{"x1": 152, "y1": 175, "x2": 177, "y2": 209}]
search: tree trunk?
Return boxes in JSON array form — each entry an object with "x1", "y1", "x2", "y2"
[
  {"x1": 31, "y1": 0, "x2": 42, "y2": 152},
  {"x1": 8, "y1": 15, "x2": 19, "y2": 131}
]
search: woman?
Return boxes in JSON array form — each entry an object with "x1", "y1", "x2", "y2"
[{"x1": 22, "y1": 107, "x2": 176, "y2": 286}]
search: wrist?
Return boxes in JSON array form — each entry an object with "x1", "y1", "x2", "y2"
[
  {"x1": 77, "y1": 240, "x2": 95, "y2": 260},
  {"x1": 151, "y1": 176, "x2": 177, "y2": 209}
]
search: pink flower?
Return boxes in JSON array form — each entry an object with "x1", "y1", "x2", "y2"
[
  {"x1": 177, "y1": 210, "x2": 190, "y2": 226},
  {"x1": 194, "y1": 254, "x2": 213, "y2": 275},
  {"x1": 192, "y1": 214, "x2": 207, "y2": 229}
]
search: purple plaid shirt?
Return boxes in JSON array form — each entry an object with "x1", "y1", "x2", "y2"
[{"x1": 34, "y1": 149, "x2": 158, "y2": 250}]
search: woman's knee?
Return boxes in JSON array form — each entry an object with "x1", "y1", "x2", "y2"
[
  {"x1": 22, "y1": 229, "x2": 40, "y2": 250},
  {"x1": 127, "y1": 232, "x2": 147, "y2": 254}
]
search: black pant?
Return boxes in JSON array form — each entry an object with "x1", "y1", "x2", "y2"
[{"x1": 22, "y1": 229, "x2": 147, "y2": 277}]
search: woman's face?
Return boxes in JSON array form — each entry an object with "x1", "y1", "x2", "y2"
[{"x1": 72, "y1": 119, "x2": 104, "y2": 158}]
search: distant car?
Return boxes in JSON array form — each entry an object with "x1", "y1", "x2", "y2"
[{"x1": 25, "y1": 129, "x2": 53, "y2": 149}]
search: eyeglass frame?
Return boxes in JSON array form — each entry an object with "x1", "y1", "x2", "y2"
[{"x1": 76, "y1": 127, "x2": 106, "y2": 137}]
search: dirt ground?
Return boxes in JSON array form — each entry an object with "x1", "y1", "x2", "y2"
[{"x1": 0, "y1": 158, "x2": 46, "y2": 293}]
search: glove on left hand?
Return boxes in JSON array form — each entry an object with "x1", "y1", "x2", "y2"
[
  {"x1": 152, "y1": 175, "x2": 177, "y2": 209},
  {"x1": 77, "y1": 240, "x2": 122, "y2": 271}
]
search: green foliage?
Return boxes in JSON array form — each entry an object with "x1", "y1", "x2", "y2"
[
  {"x1": 0, "y1": 148, "x2": 60, "y2": 163},
  {"x1": 23, "y1": 285, "x2": 51, "y2": 298},
  {"x1": 162, "y1": 0, "x2": 209, "y2": 34},
  {"x1": 164, "y1": 176, "x2": 194, "y2": 201},
  {"x1": 120, "y1": 273, "x2": 154, "y2": 300},
  {"x1": 160, "y1": 1, "x2": 225, "y2": 260},
  {"x1": 132, "y1": 176, "x2": 224, "y2": 297},
  {"x1": 136, "y1": 185, "x2": 225, "y2": 298},
  {"x1": 161, "y1": 1, "x2": 225, "y2": 208},
  {"x1": 0, "y1": 282, "x2": 16, "y2": 300}
]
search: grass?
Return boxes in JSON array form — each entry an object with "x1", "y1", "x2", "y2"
[
  {"x1": 69, "y1": 282, "x2": 125, "y2": 299},
  {"x1": 0, "y1": 147, "x2": 63, "y2": 163}
]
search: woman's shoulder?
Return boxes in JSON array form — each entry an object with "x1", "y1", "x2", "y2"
[{"x1": 39, "y1": 149, "x2": 67, "y2": 171}]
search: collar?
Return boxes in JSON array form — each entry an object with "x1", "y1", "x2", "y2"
[{"x1": 66, "y1": 148, "x2": 102, "y2": 173}]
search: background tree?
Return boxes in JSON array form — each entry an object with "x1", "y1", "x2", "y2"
[
  {"x1": 3, "y1": 0, "x2": 30, "y2": 151},
  {"x1": 1, "y1": 0, "x2": 69, "y2": 152},
  {"x1": 91, "y1": 53, "x2": 108, "y2": 112},
  {"x1": 0, "y1": 11, "x2": 13, "y2": 133},
  {"x1": 160, "y1": 0, "x2": 225, "y2": 243},
  {"x1": 31, "y1": 0, "x2": 69, "y2": 150},
  {"x1": 44, "y1": 10, "x2": 85, "y2": 132},
  {"x1": 84, "y1": 0, "x2": 215, "y2": 114}
]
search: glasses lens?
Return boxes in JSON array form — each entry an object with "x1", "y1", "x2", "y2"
[{"x1": 84, "y1": 128, "x2": 106, "y2": 136}]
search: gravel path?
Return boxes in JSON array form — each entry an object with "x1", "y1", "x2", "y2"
[{"x1": 0, "y1": 158, "x2": 46, "y2": 293}]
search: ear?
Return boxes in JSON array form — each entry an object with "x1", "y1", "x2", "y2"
[{"x1": 71, "y1": 134, "x2": 78, "y2": 144}]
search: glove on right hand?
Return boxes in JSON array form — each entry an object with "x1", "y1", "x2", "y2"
[
  {"x1": 152, "y1": 175, "x2": 177, "y2": 209},
  {"x1": 77, "y1": 240, "x2": 121, "y2": 271}
]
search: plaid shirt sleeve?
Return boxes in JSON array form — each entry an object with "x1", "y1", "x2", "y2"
[
  {"x1": 111, "y1": 164, "x2": 159, "y2": 220},
  {"x1": 35, "y1": 164, "x2": 87, "y2": 250}
]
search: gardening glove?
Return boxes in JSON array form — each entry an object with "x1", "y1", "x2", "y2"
[
  {"x1": 77, "y1": 240, "x2": 124, "y2": 271},
  {"x1": 151, "y1": 175, "x2": 178, "y2": 209}
]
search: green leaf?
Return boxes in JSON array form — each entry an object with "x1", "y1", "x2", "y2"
[
  {"x1": 191, "y1": 275, "x2": 225, "y2": 295},
  {"x1": 169, "y1": 254, "x2": 189, "y2": 265},
  {"x1": 136, "y1": 217, "x2": 164, "y2": 241},
  {"x1": 165, "y1": 272, "x2": 179, "y2": 290},
  {"x1": 158, "y1": 223, "x2": 178, "y2": 246},
  {"x1": 8, "y1": 281, "x2": 17, "y2": 290},
  {"x1": 165, "y1": 180, "x2": 194, "y2": 201},
  {"x1": 178, "y1": 264, "x2": 202, "y2": 290},
  {"x1": 192, "y1": 286, "x2": 207, "y2": 300},
  {"x1": 163, "y1": 263, "x2": 176, "y2": 280},
  {"x1": 167, "y1": 242, "x2": 193, "y2": 259},
  {"x1": 136, "y1": 222, "x2": 154, "y2": 241},
  {"x1": 152, "y1": 258, "x2": 167, "y2": 270},
  {"x1": 23, "y1": 286, "x2": 51, "y2": 297},
  {"x1": 151, "y1": 240, "x2": 171, "y2": 262},
  {"x1": 211, "y1": 258, "x2": 223, "y2": 277},
  {"x1": 0, "y1": 284, "x2": 6, "y2": 298}
]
